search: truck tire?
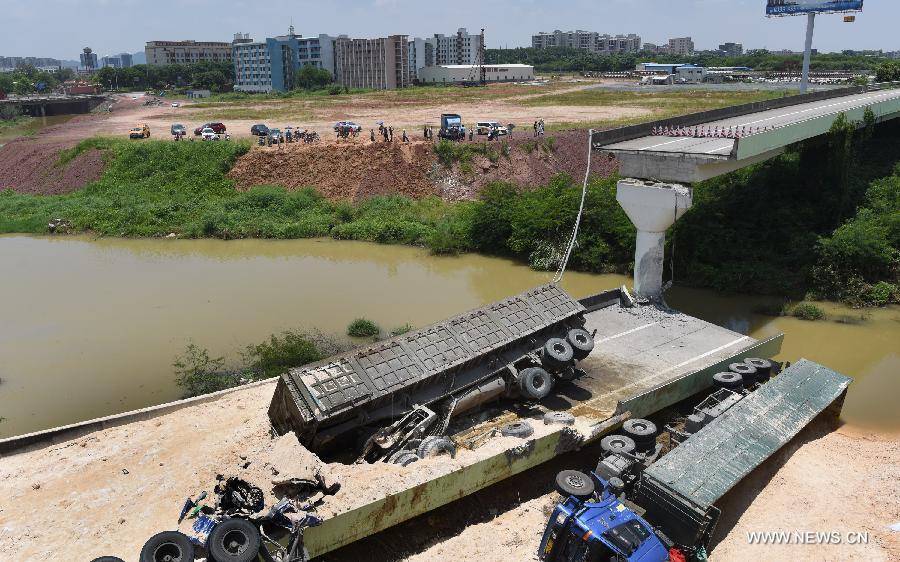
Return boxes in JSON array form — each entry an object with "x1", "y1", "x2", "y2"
[
  {"x1": 622, "y1": 418, "x2": 657, "y2": 445},
  {"x1": 518, "y1": 367, "x2": 554, "y2": 400},
  {"x1": 554, "y1": 470, "x2": 596, "y2": 499},
  {"x1": 743, "y1": 358, "x2": 773, "y2": 380},
  {"x1": 500, "y1": 421, "x2": 534, "y2": 438},
  {"x1": 541, "y1": 338, "x2": 574, "y2": 371},
  {"x1": 139, "y1": 531, "x2": 195, "y2": 562},
  {"x1": 91, "y1": 558, "x2": 126, "y2": 562},
  {"x1": 566, "y1": 328, "x2": 594, "y2": 360},
  {"x1": 543, "y1": 411, "x2": 576, "y2": 426},
  {"x1": 389, "y1": 451, "x2": 419, "y2": 466},
  {"x1": 208, "y1": 518, "x2": 261, "y2": 562},
  {"x1": 713, "y1": 371, "x2": 742, "y2": 390},
  {"x1": 729, "y1": 362, "x2": 758, "y2": 386},
  {"x1": 417, "y1": 436, "x2": 457, "y2": 459},
  {"x1": 600, "y1": 434, "x2": 636, "y2": 456}
]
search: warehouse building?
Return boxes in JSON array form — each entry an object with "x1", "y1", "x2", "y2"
[
  {"x1": 419, "y1": 64, "x2": 534, "y2": 84},
  {"x1": 636, "y1": 62, "x2": 707, "y2": 83}
]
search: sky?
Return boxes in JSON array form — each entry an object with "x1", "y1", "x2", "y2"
[{"x1": 0, "y1": 0, "x2": 896, "y2": 60}]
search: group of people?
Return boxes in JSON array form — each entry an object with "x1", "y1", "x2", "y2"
[
  {"x1": 651, "y1": 124, "x2": 773, "y2": 139},
  {"x1": 533, "y1": 119, "x2": 546, "y2": 137},
  {"x1": 369, "y1": 123, "x2": 411, "y2": 143}
]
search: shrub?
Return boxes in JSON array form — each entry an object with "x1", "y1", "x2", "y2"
[
  {"x1": 242, "y1": 330, "x2": 325, "y2": 379},
  {"x1": 391, "y1": 323, "x2": 413, "y2": 336},
  {"x1": 173, "y1": 343, "x2": 243, "y2": 398},
  {"x1": 348, "y1": 318, "x2": 380, "y2": 338},
  {"x1": 791, "y1": 302, "x2": 826, "y2": 321},
  {"x1": 866, "y1": 281, "x2": 899, "y2": 306}
]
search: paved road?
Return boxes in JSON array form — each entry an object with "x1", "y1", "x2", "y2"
[{"x1": 601, "y1": 88, "x2": 900, "y2": 157}]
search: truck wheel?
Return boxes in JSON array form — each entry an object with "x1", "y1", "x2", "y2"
[
  {"x1": 554, "y1": 470, "x2": 595, "y2": 499},
  {"x1": 542, "y1": 338, "x2": 574, "y2": 371},
  {"x1": 566, "y1": 328, "x2": 594, "y2": 360},
  {"x1": 543, "y1": 411, "x2": 576, "y2": 426},
  {"x1": 91, "y1": 558, "x2": 126, "y2": 562},
  {"x1": 743, "y1": 358, "x2": 773, "y2": 380},
  {"x1": 391, "y1": 452, "x2": 419, "y2": 466},
  {"x1": 622, "y1": 418, "x2": 657, "y2": 443},
  {"x1": 207, "y1": 518, "x2": 261, "y2": 562},
  {"x1": 713, "y1": 371, "x2": 743, "y2": 389},
  {"x1": 518, "y1": 367, "x2": 554, "y2": 400},
  {"x1": 139, "y1": 531, "x2": 195, "y2": 562},
  {"x1": 729, "y1": 362, "x2": 758, "y2": 386},
  {"x1": 600, "y1": 434, "x2": 636, "y2": 456},
  {"x1": 500, "y1": 421, "x2": 534, "y2": 438},
  {"x1": 417, "y1": 436, "x2": 457, "y2": 459}
]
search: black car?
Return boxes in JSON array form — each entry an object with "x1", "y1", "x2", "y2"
[{"x1": 251, "y1": 123, "x2": 270, "y2": 136}]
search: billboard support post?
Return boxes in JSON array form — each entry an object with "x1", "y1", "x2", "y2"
[{"x1": 801, "y1": 12, "x2": 816, "y2": 94}]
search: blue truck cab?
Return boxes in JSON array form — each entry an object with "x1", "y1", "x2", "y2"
[{"x1": 539, "y1": 473, "x2": 669, "y2": 562}]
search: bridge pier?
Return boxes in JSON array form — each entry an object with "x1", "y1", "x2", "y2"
[{"x1": 616, "y1": 179, "x2": 692, "y2": 301}]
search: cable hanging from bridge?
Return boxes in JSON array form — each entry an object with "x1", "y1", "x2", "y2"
[{"x1": 553, "y1": 129, "x2": 593, "y2": 284}]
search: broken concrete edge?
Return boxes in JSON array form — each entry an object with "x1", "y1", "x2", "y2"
[
  {"x1": 303, "y1": 412, "x2": 629, "y2": 557},
  {"x1": 0, "y1": 377, "x2": 279, "y2": 457},
  {"x1": 616, "y1": 333, "x2": 785, "y2": 419},
  {"x1": 301, "y1": 335, "x2": 784, "y2": 557}
]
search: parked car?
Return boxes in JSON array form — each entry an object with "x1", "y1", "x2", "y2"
[
  {"x1": 476, "y1": 121, "x2": 508, "y2": 136},
  {"x1": 333, "y1": 121, "x2": 362, "y2": 132},
  {"x1": 269, "y1": 128, "x2": 283, "y2": 143},
  {"x1": 170, "y1": 123, "x2": 186, "y2": 136},
  {"x1": 194, "y1": 122, "x2": 226, "y2": 136},
  {"x1": 200, "y1": 127, "x2": 218, "y2": 141},
  {"x1": 251, "y1": 123, "x2": 270, "y2": 136}
]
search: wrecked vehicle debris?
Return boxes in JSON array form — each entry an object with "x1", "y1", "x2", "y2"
[{"x1": 268, "y1": 284, "x2": 594, "y2": 462}]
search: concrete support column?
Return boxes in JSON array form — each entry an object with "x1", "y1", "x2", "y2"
[{"x1": 616, "y1": 179, "x2": 693, "y2": 300}]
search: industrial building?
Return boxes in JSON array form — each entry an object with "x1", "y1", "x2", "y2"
[
  {"x1": 334, "y1": 35, "x2": 410, "y2": 90},
  {"x1": 144, "y1": 40, "x2": 232, "y2": 66},
  {"x1": 636, "y1": 62, "x2": 706, "y2": 83},
  {"x1": 419, "y1": 64, "x2": 534, "y2": 84},
  {"x1": 232, "y1": 29, "x2": 340, "y2": 93},
  {"x1": 531, "y1": 30, "x2": 641, "y2": 55}
]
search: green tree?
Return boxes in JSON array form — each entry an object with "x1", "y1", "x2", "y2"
[
  {"x1": 874, "y1": 61, "x2": 900, "y2": 83},
  {"x1": 293, "y1": 65, "x2": 333, "y2": 90}
]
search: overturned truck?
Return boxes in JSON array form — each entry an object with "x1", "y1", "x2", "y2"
[{"x1": 269, "y1": 284, "x2": 596, "y2": 461}]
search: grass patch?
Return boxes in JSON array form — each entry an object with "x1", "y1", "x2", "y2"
[
  {"x1": 434, "y1": 140, "x2": 499, "y2": 167},
  {"x1": 347, "y1": 318, "x2": 380, "y2": 338},
  {"x1": 57, "y1": 137, "x2": 118, "y2": 166}
]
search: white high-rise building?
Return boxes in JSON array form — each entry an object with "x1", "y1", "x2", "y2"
[
  {"x1": 408, "y1": 28, "x2": 484, "y2": 80},
  {"x1": 531, "y1": 30, "x2": 641, "y2": 55}
]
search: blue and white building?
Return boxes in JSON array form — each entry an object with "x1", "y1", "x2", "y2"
[{"x1": 232, "y1": 28, "x2": 341, "y2": 93}]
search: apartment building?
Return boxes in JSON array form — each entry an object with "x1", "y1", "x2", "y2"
[
  {"x1": 531, "y1": 30, "x2": 641, "y2": 55},
  {"x1": 232, "y1": 29, "x2": 340, "y2": 93},
  {"x1": 718, "y1": 42, "x2": 744, "y2": 57},
  {"x1": 144, "y1": 40, "x2": 232, "y2": 66},
  {"x1": 334, "y1": 35, "x2": 410, "y2": 90},
  {"x1": 408, "y1": 28, "x2": 483, "y2": 80},
  {"x1": 668, "y1": 37, "x2": 695, "y2": 56}
]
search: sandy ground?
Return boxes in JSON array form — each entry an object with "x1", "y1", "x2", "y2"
[{"x1": 400, "y1": 418, "x2": 900, "y2": 562}]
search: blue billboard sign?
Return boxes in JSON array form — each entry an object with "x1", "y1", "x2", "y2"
[{"x1": 766, "y1": 1, "x2": 864, "y2": 16}]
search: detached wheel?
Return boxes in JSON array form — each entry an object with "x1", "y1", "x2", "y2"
[
  {"x1": 500, "y1": 421, "x2": 534, "y2": 438},
  {"x1": 518, "y1": 367, "x2": 554, "y2": 400},
  {"x1": 555, "y1": 470, "x2": 596, "y2": 499},
  {"x1": 543, "y1": 411, "x2": 576, "y2": 426},
  {"x1": 600, "y1": 434, "x2": 636, "y2": 456},
  {"x1": 139, "y1": 531, "x2": 194, "y2": 562},
  {"x1": 208, "y1": 518, "x2": 261, "y2": 562},
  {"x1": 566, "y1": 328, "x2": 594, "y2": 360},
  {"x1": 541, "y1": 338, "x2": 574, "y2": 371}
]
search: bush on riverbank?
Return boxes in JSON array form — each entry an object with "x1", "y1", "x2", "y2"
[{"x1": 347, "y1": 318, "x2": 380, "y2": 338}]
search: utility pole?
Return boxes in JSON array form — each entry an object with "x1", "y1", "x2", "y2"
[
  {"x1": 479, "y1": 28, "x2": 486, "y2": 85},
  {"x1": 800, "y1": 12, "x2": 816, "y2": 94}
]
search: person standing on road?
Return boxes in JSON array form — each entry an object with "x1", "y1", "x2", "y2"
[
  {"x1": 388, "y1": 126, "x2": 394, "y2": 142},
  {"x1": 402, "y1": 129, "x2": 409, "y2": 143},
  {"x1": 533, "y1": 121, "x2": 538, "y2": 137},
  {"x1": 370, "y1": 128, "x2": 376, "y2": 143}
]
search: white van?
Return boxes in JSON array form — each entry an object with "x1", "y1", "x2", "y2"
[{"x1": 476, "y1": 121, "x2": 509, "y2": 136}]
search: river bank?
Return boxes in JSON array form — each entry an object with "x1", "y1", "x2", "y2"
[{"x1": 1, "y1": 234, "x2": 897, "y2": 440}]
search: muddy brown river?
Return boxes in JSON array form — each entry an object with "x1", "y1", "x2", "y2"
[{"x1": 1, "y1": 235, "x2": 897, "y2": 438}]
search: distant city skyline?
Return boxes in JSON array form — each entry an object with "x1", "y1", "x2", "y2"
[{"x1": 0, "y1": 0, "x2": 895, "y2": 60}]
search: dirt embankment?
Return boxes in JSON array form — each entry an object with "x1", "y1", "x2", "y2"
[
  {"x1": 0, "y1": 138, "x2": 107, "y2": 195},
  {"x1": 228, "y1": 130, "x2": 620, "y2": 202}
]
